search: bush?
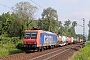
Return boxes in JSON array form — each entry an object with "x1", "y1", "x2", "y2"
[
  {"x1": 0, "y1": 36, "x2": 24, "y2": 56},
  {"x1": 73, "y1": 41, "x2": 90, "y2": 60},
  {"x1": 84, "y1": 41, "x2": 90, "y2": 46},
  {"x1": 9, "y1": 49, "x2": 23, "y2": 55},
  {"x1": 11, "y1": 37, "x2": 20, "y2": 44},
  {"x1": 16, "y1": 41, "x2": 23, "y2": 50},
  {"x1": 0, "y1": 48, "x2": 9, "y2": 57}
]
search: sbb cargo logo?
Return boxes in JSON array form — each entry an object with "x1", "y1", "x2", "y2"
[{"x1": 44, "y1": 35, "x2": 53, "y2": 43}]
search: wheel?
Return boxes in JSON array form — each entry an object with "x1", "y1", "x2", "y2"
[
  {"x1": 41, "y1": 47, "x2": 44, "y2": 51},
  {"x1": 37, "y1": 47, "x2": 41, "y2": 52}
]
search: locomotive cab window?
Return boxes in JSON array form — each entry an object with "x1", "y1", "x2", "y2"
[{"x1": 24, "y1": 32, "x2": 37, "y2": 39}]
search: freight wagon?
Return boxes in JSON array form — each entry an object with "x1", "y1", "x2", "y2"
[
  {"x1": 23, "y1": 30, "x2": 58, "y2": 51},
  {"x1": 73, "y1": 38, "x2": 77, "y2": 44},
  {"x1": 57, "y1": 35, "x2": 66, "y2": 46},
  {"x1": 66, "y1": 36, "x2": 72, "y2": 45},
  {"x1": 77, "y1": 38, "x2": 82, "y2": 43}
]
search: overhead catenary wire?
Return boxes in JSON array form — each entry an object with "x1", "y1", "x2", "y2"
[
  {"x1": 40, "y1": 0, "x2": 49, "y2": 6},
  {"x1": 40, "y1": 0, "x2": 62, "y2": 21},
  {"x1": 7, "y1": 0, "x2": 15, "y2": 4},
  {"x1": 0, "y1": 3, "x2": 13, "y2": 13},
  {"x1": 0, "y1": 1, "x2": 37, "y2": 13},
  {"x1": 30, "y1": 0, "x2": 44, "y2": 9},
  {"x1": 29, "y1": 0, "x2": 84, "y2": 28},
  {"x1": 0, "y1": 4, "x2": 11, "y2": 9}
]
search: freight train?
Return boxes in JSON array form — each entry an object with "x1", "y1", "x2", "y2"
[{"x1": 23, "y1": 28, "x2": 84, "y2": 51}]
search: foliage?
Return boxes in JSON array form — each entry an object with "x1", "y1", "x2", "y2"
[
  {"x1": 88, "y1": 30, "x2": 90, "y2": 41},
  {"x1": 39, "y1": 7, "x2": 59, "y2": 33},
  {"x1": 0, "y1": 12, "x2": 24, "y2": 37},
  {"x1": 72, "y1": 21, "x2": 77, "y2": 27},
  {"x1": 58, "y1": 20, "x2": 77, "y2": 37},
  {"x1": 69, "y1": 27, "x2": 76, "y2": 38},
  {"x1": 12, "y1": 2, "x2": 38, "y2": 30},
  {"x1": 76, "y1": 34, "x2": 85, "y2": 40},
  {"x1": 12, "y1": 2, "x2": 37, "y2": 20},
  {"x1": 88, "y1": 21, "x2": 90, "y2": 41},
  {"x1": 42, "y1": 7, "x2": 58, "y2": 20},
  {"x1": 0, "y1": 36, "x2": 23, "y2": 56},
  {"x1": 64, "y1": 19, "x2": 71, "y2": 27},
  {"x1": 84, "y1": 41, "x2": 90, "y2": 46},
  {"x1": 73, "y1": 41, "x2": 90, "y2": 60}
]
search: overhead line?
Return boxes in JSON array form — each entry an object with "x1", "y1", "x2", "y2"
[
  {"x1": 0, "y1": 4, "x2": 11, "y2": 9},
  {"x1": 8, "y1": 0, "x2": 15, "y2": 4},
  {"x1": 40, "y1": 0, "x2": 49, "y2": 6},
  {"x1": 30, "y1": 0, "x2": 44, "y2": 9}
]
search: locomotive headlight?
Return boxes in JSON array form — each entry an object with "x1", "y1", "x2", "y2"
[
  {"x1": 24, "y1": 42, "x2": 26, "y2": 44},
  {"x1": 34, "y1": 42, "x2": 36, "y2": 44}
]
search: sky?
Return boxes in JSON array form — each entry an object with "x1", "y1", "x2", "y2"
[{"x1": 0, "y1": 0, "x2": 90, "y2": 36}]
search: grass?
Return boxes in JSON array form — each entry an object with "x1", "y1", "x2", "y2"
[
  {"x1": 0, "y1": 48, "x2": 23, "y2": 57},
  {"x1": 73, "y1": 41, "x2": 90, "y2": 60},
  {"x1": 0, "y1": 37, "x2": 24, "y2": 57},
  {"x1": 0, "y1": 43, "x2": 23, "y2": 57},
  {"x1": 0, "y1": 48, "x2": 9, "y2": 56}
]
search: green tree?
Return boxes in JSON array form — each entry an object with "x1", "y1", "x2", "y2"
[
  {"x1": 58, "y1": 26, "x2": 64, "y2": 35},
  {"x1": 0, "y1": 12, "x2": 24, "y2": 37},
  {"x1": 42, "y1": 7, "x2": 58, "y2": 19},
  {"x1": 69, "y1": 21, "x2": 77, "y2": 38},
  {"x1": 64, "y1": 19, "x2": 71, "y2": 27},
  {"x1": 12, "y1": 2, "x2": 38, "y2": 30},
  {"x1": 76, "y1": 34, "x2": 85, "y2": 39},
  {"x1": 28, "y1": 20, "x2": 38, "y2": 29},
  {"x1": 68, "y1": 27, "x2": 76, "y2": 37},
  {"x1": 88, "y1": 21, "x2": 90, "y2": 41},
  {"x1": 72, "y1": 21, "x2": 77, "y2": 27},
  {"x1": 0, "y1": 12, "x2": 11, "y2": 36},
  {"x1": 63, "y1": 20, "x2": 71, "y2": 36},
  {"x1": 0, "y1": 20, "x2": 2, "y2": 35},
  {"x1": 58, "y1": 21, "x2": 62, "y2": 27},
  {"x1": 7, "y1": 13, "x2": 23, "y2": 37},
  {"x1": 57, "y1": 21, "x2": 63, "y2": 34},
  {"x1": 41, "y1": 7, "x2": 58, "y2": 33},
  {"x1": 38, "y1": 18, "x2": 45, "y2": 30},
  {"x1": 88, "y1": 30, "x2": 90, "y2": 41}
]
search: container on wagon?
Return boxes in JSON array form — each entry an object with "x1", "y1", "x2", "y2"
[
  {"x1": 73, "y1": 38, "x2": 77, "y2": 43},
  {"x1": 77, "y1": 38, "x2": 81, "y2": 43},
  {"x1": 71, "y1": 37, "x2": 74, "y2": 43},
  {"x1": 81, "y1": 39, "x2": 83, "y2": 42},
  {"x1": 58, "y1": 35, "x2": 66, "y2": 46},
  {"x1": 61, "y1": 36, "x2": 67, "y2": 46},
  {"x1": 23, "y1": 29, "x2": 58, "y2": 50},
  {"x1": 58, "y1": 35, "x2": 62, "y2": 41},
  {"x1": 57, "y1": 35, "x2": 62, "y2": 45},
  {"x1": 66, "y1": 36, "x2": 72, "y2": 44}
]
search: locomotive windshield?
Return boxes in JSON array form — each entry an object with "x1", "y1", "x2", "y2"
[{"x1": 24, "y1": 32, "x2": 37, "y2": 39}]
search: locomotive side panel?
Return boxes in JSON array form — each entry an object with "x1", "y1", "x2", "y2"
[{"x1": 40, "y1": 33, "x2": 58, "y2": 46}]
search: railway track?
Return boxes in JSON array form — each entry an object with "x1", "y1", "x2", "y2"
[
  {"x1": 28, "y1": 43, "x2": 83, "y2": 60},
  {"x1": 29, "y1": 48, "x2": 70, "y2": 60},
  {"x1": 0, "y1": 42, "x2": 84, "y2": 60}
]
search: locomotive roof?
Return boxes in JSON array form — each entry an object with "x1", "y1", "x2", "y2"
[
  {"x1": 43, "y1": 31, "x2": 56, "y2": 35},
  {"x1": 25, "y1": 30, "x2": 56, "y2": 35}
]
